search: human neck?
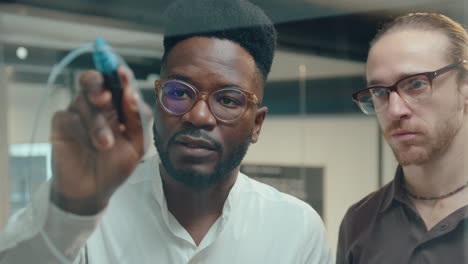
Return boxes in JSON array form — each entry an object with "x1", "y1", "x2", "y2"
[
  {"x1": 403, "y1": 126, "x2": 468, "y2": 198},
  {"x1": 160, "y1": 165, "x2": 238, "y2": 244}
]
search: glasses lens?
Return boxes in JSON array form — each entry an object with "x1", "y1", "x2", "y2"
[
  {"x1": 210, "y1": 89, "x2": 248, "y2": 121},
  {"x1": 397, "y1": 74, "x2": 431, "y2": 101},
  {"x1": 357, "y1": 87, "x2": 388, "y2": 114},
  {"x1": 160, "y1": 81, "x2": 196, "y2": 114},
  {"x1": 369, "y1": 87, "x2": 389, "y2": 112}
]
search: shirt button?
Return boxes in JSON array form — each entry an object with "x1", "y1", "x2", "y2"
[{"x1": 439, "y1": 223, "x2": 449, "y2": 230}]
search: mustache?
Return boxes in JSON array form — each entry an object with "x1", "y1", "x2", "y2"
[
  {"x1": 169, "y1": 128, "x2": 222, "y2": 151},
  {"x1": 384, "y1": 120, "x2": 425, "y2": 136}
]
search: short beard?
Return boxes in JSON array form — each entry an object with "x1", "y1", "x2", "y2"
[
  {"x1": 153, "y1": 124, "x2": 252, "y2": 188},
  {"x1": 386, "y1": 101, "x2": 463, "y2": 166},
  {"x1": 392, "y1": 118, "x2": 460, "y2": 166}
]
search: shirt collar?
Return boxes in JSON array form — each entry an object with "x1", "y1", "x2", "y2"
[
  {"x1": 380, "y1": 166, "x2": 408, "y2": 212},
  {"x1": 150, "y1": 157, "x2": 170, "y2": 225},
  {"x1": 149, "y1": 156, "x2": 243, "y2": 239},
  {"x1": 151, "y1": 158, "x2": 165, "y2": 209},
  {"x1": 150, "y1": 158, "x2": 243, "y2": 212}
]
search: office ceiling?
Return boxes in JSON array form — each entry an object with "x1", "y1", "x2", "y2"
[{"x1": 0, "y1": 0, "x2": 465, "y2": 62}]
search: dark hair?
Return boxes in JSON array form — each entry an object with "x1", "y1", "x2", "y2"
[
  {"x1": 370, "y1": 13, "x2": 468, "y2": 81},
  {"x1": 161, "y1": 0, "x2": 277, "y2": 82}
]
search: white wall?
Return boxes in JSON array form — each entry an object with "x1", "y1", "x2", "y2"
[
  {"x1": 269, "y1": 50, "x2": 365, "y2": 81},
  {"x1": 244, "y1": 115, "x2": 382, "y2": 255}
]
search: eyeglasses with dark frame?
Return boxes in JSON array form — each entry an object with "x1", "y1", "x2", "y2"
[
  {"x1": 352, "y1": 60, "x2": 468, "y2": 115},
  {"x1": 155, "y1": 79, "x2": 260, "y2": 123}
]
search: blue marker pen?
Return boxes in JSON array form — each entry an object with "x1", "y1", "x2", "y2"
[{"x1": 93, "y1": 38, "x2": 124, "y2": 122}]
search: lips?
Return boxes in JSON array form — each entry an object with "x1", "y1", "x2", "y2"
[
  {"x1": 174, "y1": 135, "x2": 217, "y2": 151},
  {"x1": 390, "y1": 129, "x2": 419, "y2": 141},
  {"x1": 391, "y1": 129, "x2": 415, "y2": 136}
]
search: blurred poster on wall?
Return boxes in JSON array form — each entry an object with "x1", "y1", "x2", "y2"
[{"x1": 240, "y1": 164, "x2": 323, "y2": 217}]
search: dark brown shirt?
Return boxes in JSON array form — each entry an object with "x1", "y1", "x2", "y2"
[{"x1": 336, "y1": 166, "x2": 468, "y2": 264}]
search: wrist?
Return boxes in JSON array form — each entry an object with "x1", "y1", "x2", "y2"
[{"x1": 50, "y1": 188, "x2": 109, "y2": 216}]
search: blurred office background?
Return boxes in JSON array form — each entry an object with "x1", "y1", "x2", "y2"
[{"x1": 0, "y1": 0, "x2": 466, "y2": 255}]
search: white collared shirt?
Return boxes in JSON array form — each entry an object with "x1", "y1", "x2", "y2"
[{"x1": 0, "y1": 156, "x2": 333, "y2": 263}]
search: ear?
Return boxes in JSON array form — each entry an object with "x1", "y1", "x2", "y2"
[
  {"x1": 251, "y1": 106, "x2": 268, "y2": 144},
  {"x1": 154, "y1": 80, "x2": 161, "y2": 99}
]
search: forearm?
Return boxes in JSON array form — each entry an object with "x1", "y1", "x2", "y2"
[{"x1": 0, "y1": 232, "x2": 86, "y2": 264}]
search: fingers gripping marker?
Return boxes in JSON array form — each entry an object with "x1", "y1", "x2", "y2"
[{"x1": 92, "y1": 38, "x2": 124, "y2": 123}]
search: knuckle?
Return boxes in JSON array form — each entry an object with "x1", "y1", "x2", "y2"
[
  {"x1": 90, "y1": 114, "x2": 108, "y2": 132},
  {"x1": 79, "y1": 70, "x2": 103, "y2": 93},
  {"x1": 79, "y1": 70, "x2": 99, "y2": 84}
]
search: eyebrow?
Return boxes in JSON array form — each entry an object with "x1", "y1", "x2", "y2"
[
  {"x1": 165, "y1": 73, "x2": 245, "y2": 90},
  {"x1": 367, "y1": 79, "x2": 386, "y2": 87},
  {"x1": 166, "y1": 73, "x2": 191, "y2": 82},
  {"x1": 367, "y1": 71, "x2": 425, "y2": 87}
]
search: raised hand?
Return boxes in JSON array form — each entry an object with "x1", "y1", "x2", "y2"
[{"x1": 50, "y1": 67, "x2": 152, "y2": 215}]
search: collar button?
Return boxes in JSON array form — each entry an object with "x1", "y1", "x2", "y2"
[{"x1": 439, "y1": 223, "x2": 449, "y2": 230}]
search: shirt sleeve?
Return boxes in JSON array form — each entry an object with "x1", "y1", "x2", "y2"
[
  {"x1": 0, "y1": 180, "x2": 104, "y2": 264},
  {"x1": 301, "y1": 207, "x2": 334, "y2": 264},
  {"x1": 336, "y1": 207, "x2": 356, "y2": 264},
  {"x1": 336, "y1": 216, "x2": 349, "y2": 264}
]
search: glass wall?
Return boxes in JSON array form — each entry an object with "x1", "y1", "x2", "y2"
[{"x1": 0, "y1": 0, "x2": 466, "y2": 262}]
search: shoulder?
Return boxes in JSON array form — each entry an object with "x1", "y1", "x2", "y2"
[
  {"x1": 238, "y1": 173, "x2": 332, "y2": 261},
  {"x1": 343, "y1": 180, "x2": 394, "y2": 223},
  {"x1": 237, "y1": 173, "x2": 325, "y2": 233},
  {"x1": 338, "y1": 180, "x2": 394, "y2": 251},
  {"x1": 107, "y1": 158, "x2": 158, "y2": 212},
  {"x1": 238, "y1": 173, "x2": 317, "y2": 215}
]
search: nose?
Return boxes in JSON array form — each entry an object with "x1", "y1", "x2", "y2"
[
  {"x1": 181, "y1": 98, "x2": 217, "y2": 129},
  {"x1": 386, "y1": 91, "x2": 412, "y2": 120}
]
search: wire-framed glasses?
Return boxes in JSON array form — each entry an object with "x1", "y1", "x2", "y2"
[{"x1": 155, "y1": 79, "x2": 259, "y2": 122}]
